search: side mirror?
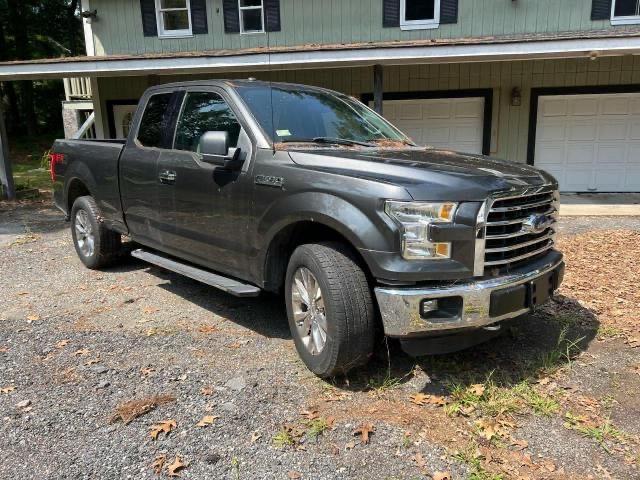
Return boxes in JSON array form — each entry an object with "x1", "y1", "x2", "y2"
[
  {"x1": 198, "y1": 131, "x2": 244, "y2": 171},
  {"x1": 199, "y1": 131, "x2": 229, "y2": 156}
]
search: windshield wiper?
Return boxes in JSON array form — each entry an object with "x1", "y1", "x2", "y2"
[{"x1": 280, "y1": 137, "x2": 376, "y2": 147}]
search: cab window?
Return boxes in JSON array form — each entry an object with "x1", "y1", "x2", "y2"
[
  {"x1": 136, "y1": 92, "x2": 173, "y2": 148},
  {"x1": 174, "y1": 92, "x2": 241, "y2": 152}
]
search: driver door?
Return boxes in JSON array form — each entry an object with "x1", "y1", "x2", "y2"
[{"x1": 156, "y1": 88, "x2": 255, "y2": 276}]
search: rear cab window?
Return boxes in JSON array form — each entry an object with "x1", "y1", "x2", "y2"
[{"x1": 136, "y1": 93, "x2": 173, "y2": 148}]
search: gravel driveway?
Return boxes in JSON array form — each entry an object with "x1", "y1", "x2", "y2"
[{"x1": 1, "y1": 198, "x2": 639, "y2": 480}]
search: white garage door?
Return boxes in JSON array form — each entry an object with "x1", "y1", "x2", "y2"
[
  {"x1": 378, "y1": 97, "x2": 485, "y2": 154},
  {"x1": 535, "y1": 93, "x2": 640, "y2": 192}
]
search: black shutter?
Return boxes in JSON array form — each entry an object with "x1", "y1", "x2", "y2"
[
  {"x1": 140, "y1": 0, "x2": 157, "y2": 37},
  {"x1": 191, "y1": 0, "x2": 208, "y2": 34},
  {"x1": 264, "y1": 0, "x2": 281, "y2": 32},
  {"x1": 382, "y1": 0, "x2": 400, "y2": 27},
  {"x1": 591, "y1": 0, "x2": 612, "y2": 20},
  {"x1": 440, "y1": 0, "x2": 458, "y2": 24},
  {"x1": 223, "y1": 0, "x2": 240, "y2": 33}
]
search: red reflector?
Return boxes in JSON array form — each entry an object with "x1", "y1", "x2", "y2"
[{"x1": 49, "y1": 153, "x2": 64, "y2": 182}]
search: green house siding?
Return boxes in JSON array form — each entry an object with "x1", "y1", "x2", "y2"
[
  {"x1": 97, "y1": 55, "x2": 640, "y2": 162},
  {"x1": 90, "y1": 0, "x2": 620, "y2": 56}
]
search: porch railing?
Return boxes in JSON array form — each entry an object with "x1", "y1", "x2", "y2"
[
  {"x1": 63, "y1": 77, "x2": 92, "y2": 101},
  {"x1": 73, "y1": 112, "x2": 96, "y2": 139}
]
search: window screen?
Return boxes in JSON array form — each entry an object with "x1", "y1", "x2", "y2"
[
  {"x1": 405, "y1": 0, "x2": 436, "y2": 21},
  {"x1": 137, "y1": 93, "x2": 173, "y2": 148},
  {"x1": 614, "y1": 0, "x2": 640, "y2": 16},
  {"x1": 174, "y1": 92, "x2": 242, "y2": 152}
]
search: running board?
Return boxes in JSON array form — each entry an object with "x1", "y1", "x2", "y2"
[{"x1": 131, "y1": 249, "x2": 261, "y2": 297}]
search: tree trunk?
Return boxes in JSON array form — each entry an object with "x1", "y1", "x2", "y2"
[{"x1": 7, "y1": 0, "x2": 37, "y2": 135}]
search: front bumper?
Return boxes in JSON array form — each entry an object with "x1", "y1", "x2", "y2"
[{"x1": 374, "y1": 252, "x2": 564, "y2": 337}]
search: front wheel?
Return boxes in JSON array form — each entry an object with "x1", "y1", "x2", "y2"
[
  {"x1": 285, "y1": 242, "x2": 376, "y2": 377},
  {"x1": 70, "y1": 195, "x2": 122, "y2": 269}
]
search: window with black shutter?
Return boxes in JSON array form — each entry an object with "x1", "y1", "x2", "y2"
[
  {"x1": 140, "y1": 0, "x2": 208, "y2": 38},
  {"x1": 385, "y1": 0, "x2": 457, "y2": 29},
  {"x1": 610, "y1": 0, "x2": 640, "y2": 23},
  {"x1": 224, "y1": 0, "x2": 280, "y2": 34}
]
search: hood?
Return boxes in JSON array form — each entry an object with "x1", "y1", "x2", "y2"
[{"x1": 288, "y1": 148, "x2": 556, "y2": 201}]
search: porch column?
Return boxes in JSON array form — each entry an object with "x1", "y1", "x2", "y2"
[
  {"x1": 90, "y1": 77, "x2": 106, "y2": 139},
  {"x1": 373, "y1": 64, "x2": 384, "y2": 115},
  {"x1": 0, "y1": 99, "x2": 15, "y2": 200}
]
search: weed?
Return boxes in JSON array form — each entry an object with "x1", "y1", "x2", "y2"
[
  {"x1": 231, "y1": 456, "x2": 240, "y2": 480},
  {"x1": 453, "y1": 442, "x2": 504, "y2": 480},
  {"x1": 366, "y1": 373, "x2": 403, "y2": 394},
  {"x1": 597, "y1": 325, "x2": 625, "y2": 340},
  {"x1": 305, "y1": 417, "x2": 329, "y2": 439},
  {"x1": 272, "y1": 428, "x2": 296, "y2": 449},
  {"x1": 565, "y1": 413, "x2": 625, "y2": 453},
  {"x1": 538, "y1": 326, "x2": 585, "y2": 374},
  {"x1": 513, "y1": 382, "x2": 559, "y2": 416}
]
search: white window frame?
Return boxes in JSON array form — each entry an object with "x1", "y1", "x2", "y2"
[
  {"x1": 238, "y1": 0, "x2": 265, "y2": 35},
  {"x1": 155, "y1": 0, "x2": 193, "y2": 38},
  {"x1": 611, "y1": 0, "x2": 640, "y2": 25},
  {"x1": 400, "y1": 0, "x2": 440, "y2": 30}
]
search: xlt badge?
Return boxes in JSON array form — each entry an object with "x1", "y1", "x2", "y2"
[{"x1": 255, "y1": 175, "x2": 284, "y2": 188}]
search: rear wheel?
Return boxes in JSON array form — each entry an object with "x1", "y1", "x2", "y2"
[
  {"x1": 285, "y1": 242, "x2": 376, "y2": 377},
  {"x1": 70, "y1": 196, "x2": 122, "y2": 269}
]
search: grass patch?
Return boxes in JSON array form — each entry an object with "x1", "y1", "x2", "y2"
[
  {"x1": 365, "y1": 373, "x2": 404, "y2": 394},
  {"x1": 597, "y1": 325, "x2": 625, "y2": 340},
  {"x1": 272, "y1": 428, "x2": 296, "y2": 448},
  {"x1": 453, "y1": 442, "x2": 504, "y2": 480},
  {"x1": 305, "y1": 417, "x2": 330, "y2": 439},
  {"x1": 537, "y1": 326, "x2": 585, "y2": 375},
  {"x1": 564, "y1": 413, "x2": 625, "y2": 453}
]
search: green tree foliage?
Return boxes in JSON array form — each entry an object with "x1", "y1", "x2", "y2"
[{"x1": 0, "y1": 0, "x2": 84, "y2": 135}]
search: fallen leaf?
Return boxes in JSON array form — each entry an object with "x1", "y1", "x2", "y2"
[
  {"x1": 150, "y1": 419, "x2": 177, "y2": 440},
  {"x1": 74, "y1": 348, "x2": 90, "y2": 356},
  {"x1": 151, "y1": 455, "x2": 166, "y2": 475},
  {"x1": 17, "y1": 291, "x2": 29, "y2": 296},
  {"x1": 196, "y1": 415, "x2": 218, "y2": 427},
  {"x1": 84, "y1": 358, "x2": 100, "y2": 366},
  {"x1": 475, "y1": 418, "x2": 507, "y2": 441},
  {"x1": 300, "y1": 408, "x2": 319, "y2": 420},
  {"x1": 287, "y1": 471, "x2": 302, "y2": 479},
  {"x1": 55, "y1": 339, "x2": 70, "y2": 349},
  {"x1": 433, "y1": 472, "x2": 451, "y2": 480},
  {"x1": 344, "y1": 440, "x2": 357, "y2": 450},
  {"x1": 198, "y1": 325, "x2": 218, "y2": 334},
  {"x1": 143, "y1": 306, "x2": 159, "y2": 314},
  {"x1": 0, "y1": 346, "x2": 8, "y2": 353},
  {"x1": 353, "y1": 423, "x2": 374, "y2": 444},
  {"x1": 1, "y1": 386, "x2": 16, "y2": 394},
  {"x1": 409, "y1": 392, "x2": 446, "y2": 406},
  {"x1": 166, "y1": 456, "x2": 186, "y2": 477},
  {"x1": 413, "y1": 452, "x2": 427, "y2": 468},
  {"x1": 225, "y1": 342, "x2": 242, "y2": 349},
  {"x1": 468, "y1": 384, "x2": 486, "y2": 396},
  {"x1": 110, "y1": 394, "x2": 176, "y2": 424},
  {"x1": 26, "y1": 314, "x2": 40, "y2": 321},
  {"x1": 250, "y1": 431, "x2": 262, "y2": 443},
  {"x1": 140, "y1": 367, "x2": 155, "y2": 377},
  {"x1": 511, "y1": 438, "x2": 529, "y2": 451},
  {"x1": 200, "y1": 387, "x2": 214, "y2": 396}
]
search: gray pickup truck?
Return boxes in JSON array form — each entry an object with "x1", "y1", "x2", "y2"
[{"x1": 51, "y1": 80, "x2": 564, "y2": 377}]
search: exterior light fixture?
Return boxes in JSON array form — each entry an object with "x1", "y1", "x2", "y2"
[
  {"x1": 510, "y1": 87, "x2": 522, "y2": 106},
  {"x1": 81, "y1": 10, "x2": 98, "y2": 24}
]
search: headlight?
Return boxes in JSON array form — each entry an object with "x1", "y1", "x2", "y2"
[{"x1": 384, "y1": 201, "x2": 457, "y2": 260}]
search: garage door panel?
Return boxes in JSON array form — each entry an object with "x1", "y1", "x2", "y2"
[
  {"x1": 599, "y1": 119, "x2": 629, "y2": 141},
  {"x1": 566, "y1": 144, "x2": 594, "y2": 164},
  {"x1": 569, "y1": 98, "x2": 598, "y2": 116},
  {"x1": 568, "y1": 121, "x2": 597, "y2": 141},
  {"x1": 536, "y1": 92, "x2": 640, "y2": 192},
  {"x1": 379, "y1": 97, "x2": 485, "y2": 154}
]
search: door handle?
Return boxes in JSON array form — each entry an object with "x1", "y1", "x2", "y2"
[{"x1": 159, "y1": 170, "x2": 177, "y2": 185}]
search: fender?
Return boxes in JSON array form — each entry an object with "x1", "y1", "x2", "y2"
[{"x1": 256, "y1": 191, "x2": 396, "y2": 281}]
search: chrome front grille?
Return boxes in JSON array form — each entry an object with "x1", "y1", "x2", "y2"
[{"x1": 482, "y1": 188, "x2": 559, "y2": 271}]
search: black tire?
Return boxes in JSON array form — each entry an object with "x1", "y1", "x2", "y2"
[
  {"x1": 285, "y1": 242, "x2": 376, "y2": 377},
  {"x1": 70, "y1": 195, "x2": 122, "y2": 269}
]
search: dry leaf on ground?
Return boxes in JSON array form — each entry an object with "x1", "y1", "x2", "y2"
[
  {"x1": 198, "y1": 325, "x2": 218, "y2": 334},
  {"x1": 200, "y1": 387, "x2": 214, "y2": 396},
  {"x1": 151, "y1": 455, "x2": 166, "y2": 475},
  {"x1": 196, "y1": 415, "x2": 218, "y2": 427},
  {"x1": 468, "y1": 384, "x2": 486, "y2": 396},
  {"x1": 150, "y1": 419, "x2": 177, "y2": 440},
  {"x1": 26, "y1": 314, "x2": 40, "y2": 321},
  {"x1": 110, "y1": 394, "x2": 175, "y2": 424},
  {"x1": 287, "y1": 471, "x2": 302, "y2": 479},
  {"x1": 409, "y1": 392, "x2": 446, "y2": 406},
  {"x1": 140, "y1": 367, "x2": 155, "y2": 377},
  {"x1": 353, "y1": 423, "x2": 374, "y2": 444},
  {"x1": 167, "y1": 456, "x2": 186, "y2": 477},
  {"x1": 413, "y1": 452, "x2": 427, "y2": 468},
  {"x1": 1, "y1": 386, "x2": 16, "y2": 394},
  {"x1": 300, "y1": 409, "x2": 319, "y2": 420},
  {"x1": 250, "y1": 431, "x2": 262, "y2": 443},
  {"x1": 55, "y1": 339, "x2": 70, "y2": 349},
  {"x1": 74, "y1": 348, "x2": 90, "y2": 356},
  {"x1": 432, "y1": 472, "x2": 451, "y2": 480}
]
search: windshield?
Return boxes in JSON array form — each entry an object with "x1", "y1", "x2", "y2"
[{"x1": 235, "y1": 84, "x2": 412, "y2": 147}]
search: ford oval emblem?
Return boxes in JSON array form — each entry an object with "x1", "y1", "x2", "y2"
[{"x1": 521, "y1": 214, "x2": 552, "y2": 234}]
